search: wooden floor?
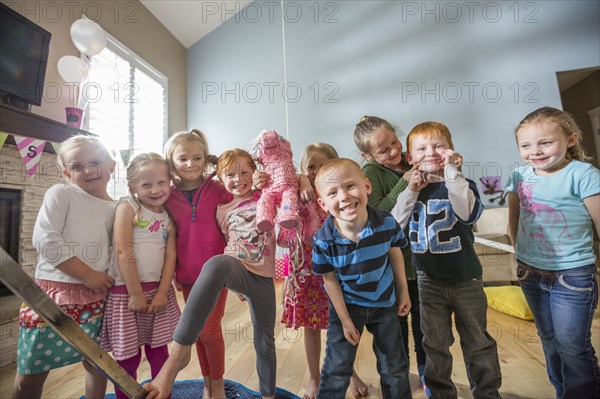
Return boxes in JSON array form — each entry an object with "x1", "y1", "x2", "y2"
[{"x1": 1, "y1": 280, "x2": 599, "y2": 399}]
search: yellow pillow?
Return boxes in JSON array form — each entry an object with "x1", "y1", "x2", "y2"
[{"x1": 484, "y1": 286, "x2": 534, "y2": 320}]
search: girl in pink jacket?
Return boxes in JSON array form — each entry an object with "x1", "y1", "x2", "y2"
[{"x1": 164, "y1": 129, "x2": 231, "y2": 399}]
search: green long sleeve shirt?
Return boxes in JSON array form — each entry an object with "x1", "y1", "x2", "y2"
[{"x1": 362, "y1": 161, "x2": 417, "y2": 280}]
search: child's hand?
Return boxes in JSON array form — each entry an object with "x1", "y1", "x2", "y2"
[
  {"x1": 82, "y1": 271, "x2": 115, "y2": 294},
  {"x1": 298, "y1": 174, "x2": 315, "y2": 203},
  {"x1": 453, "y1": 152, "x2": 463, "y2": 169},
  {"x1": 404, "y1": 165, "x2": 429, "y2": 192},
  {"x1": 442, "y1": 149, "x2": 461, "y2": 169},
  {"x1": 342, "y1": 322, "x2": 361, "y2": 346},
  {"x1": 252, "y1": 170, "x2": 268, "y2": 190},
  {"x1": 148, "y1": 292, "x2": 168, "y2": 313},
  {"x1": 396, "y1": 291, "x2": 411, "y2": 317},
  {"x1": 128, "y1": 293, "x2": 148, "y2": 313}
]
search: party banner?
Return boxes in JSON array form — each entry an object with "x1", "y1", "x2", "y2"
[
  {"x1": 14, "y1": 136, "x2": 46, "y2": 176},
  {"x1": 0, "y1": 132, "x2": 8, "y2": 150}
]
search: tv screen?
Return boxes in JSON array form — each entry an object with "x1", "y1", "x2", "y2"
[{"x1": 0, "y1": 2, "x2": 51, "y2": 107}]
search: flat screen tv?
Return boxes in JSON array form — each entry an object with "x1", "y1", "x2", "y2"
[{"x1": 0, "y1": 2, "x2": 51, "y2": 108}]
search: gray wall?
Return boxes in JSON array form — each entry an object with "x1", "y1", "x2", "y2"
[{"x1": 188, "y1": 1, "x2": 599, "y2": 197}]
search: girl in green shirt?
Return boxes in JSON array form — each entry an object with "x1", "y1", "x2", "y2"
[{"x1": 354, "y1": 115, "x2": 429, "y2": 397}]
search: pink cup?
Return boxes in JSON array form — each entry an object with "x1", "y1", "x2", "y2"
[{"x1": 65, "y1": 107, "x2": 83, "y2": 128}]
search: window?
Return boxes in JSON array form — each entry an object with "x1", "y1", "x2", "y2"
[{"x1": 84, "y1": 34, "x2": 168, "y2": 197}]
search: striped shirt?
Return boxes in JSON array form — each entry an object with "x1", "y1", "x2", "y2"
[{"x1": 312, "y1": 206, "x2": 407, "y2": 307}]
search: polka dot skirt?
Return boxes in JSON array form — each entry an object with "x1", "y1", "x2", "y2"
[{"x1": 16, "y1": 300, "x2": 104, "y2": 375}]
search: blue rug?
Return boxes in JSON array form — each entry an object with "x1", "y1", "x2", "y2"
[{"x1": 81, "y1": 378, "x2": 300, "y2": 399}]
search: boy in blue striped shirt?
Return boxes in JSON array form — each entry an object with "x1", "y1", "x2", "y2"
[{"x1": 312, "y1": 158, "x2": 412, "y2": 399}]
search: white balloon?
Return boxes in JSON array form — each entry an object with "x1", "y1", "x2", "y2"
[
  {"x1": 57, "y1": 55, "x2": 88, "y2": 84},
  {"x1": 70, "y1": 18, "x2": 107, "y2": 57}
]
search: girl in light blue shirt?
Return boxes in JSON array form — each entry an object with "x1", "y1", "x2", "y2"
[{"x1": 507, "y1": 106, "x2": 600, "y2": 399}]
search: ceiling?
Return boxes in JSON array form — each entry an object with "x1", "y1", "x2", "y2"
[{"x1": 140, "y1": 0, "x2": 252, "y2": 49}]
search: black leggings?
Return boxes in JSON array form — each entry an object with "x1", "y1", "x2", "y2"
[{"x1": 399, "y1": 278, "x2": 426, "y2": 367}]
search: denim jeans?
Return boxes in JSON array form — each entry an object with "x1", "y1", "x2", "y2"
[
  {"x1": 517, "y1": 262, "x2": 600, "y2": 399},
  {"x1": 318, "y1": 303, "x2": 412, "y2": 399},
  {"x1": 417, "y1": 272, "x2": 502, "y2": 399}
]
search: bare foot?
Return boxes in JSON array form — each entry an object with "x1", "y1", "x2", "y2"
[
  {"x1": 144, "y1": 343, "x2": 192, "y2": 399},
  {"x1": 211, "y1": 377, "x2": 226, "y2": 399},
  {"x1": 349, "y1": 372, "x2": 368, "y2": 398},
  {"x1": 302, "y1": 377, "x2": 319, "y2": 399}
]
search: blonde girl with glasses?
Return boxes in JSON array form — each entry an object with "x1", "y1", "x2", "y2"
[{"x1": 13, "y1": 135, "x2": 116, "y2": 399}]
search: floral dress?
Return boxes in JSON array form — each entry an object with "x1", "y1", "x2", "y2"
[{"x1": 281, "y1": 203, "x2": 329, "y2": 330}]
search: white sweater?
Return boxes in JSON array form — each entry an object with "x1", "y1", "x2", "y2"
[{"x1": 33, "y1": 184, "x2": 116, "y2": 283}]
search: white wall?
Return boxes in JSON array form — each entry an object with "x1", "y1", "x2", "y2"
[{"x1": 187, "y1": 1, "x2": 599, "y2": 195}]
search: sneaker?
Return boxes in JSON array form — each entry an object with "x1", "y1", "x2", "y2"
[{"x1": 418, "y1": 364, "x2": 431, "y2": 398}]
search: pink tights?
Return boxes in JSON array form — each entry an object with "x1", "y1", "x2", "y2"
[{"x1": 115, "y1": 345, "x2": 170, "y2": 399}]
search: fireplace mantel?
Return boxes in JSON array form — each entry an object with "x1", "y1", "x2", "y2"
[{"x1": 0, "y1": 103, "x2": 93, "y2": 153}]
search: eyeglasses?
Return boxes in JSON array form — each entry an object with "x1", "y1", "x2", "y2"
[{"x1": 67, "y1": 159, "x2": 110, "y2": 172}]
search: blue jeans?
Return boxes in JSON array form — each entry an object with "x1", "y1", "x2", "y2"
[
  {"x1": 517, "y1": 262, "x2": 600, "y2": 399},
  {"x1": 318, "y1": 303, "x2": 412, "y2": 399},
  {"x1": 418, "y1": 272, "x2": 502, "y2": 399}
]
